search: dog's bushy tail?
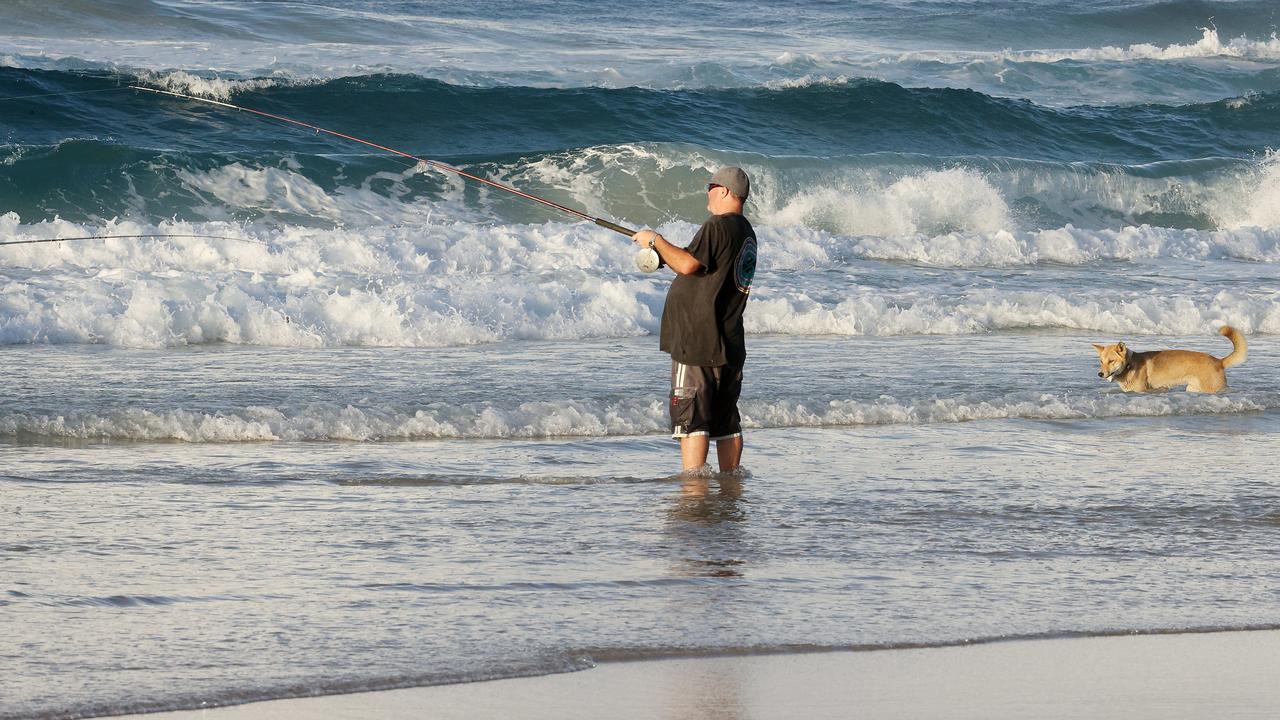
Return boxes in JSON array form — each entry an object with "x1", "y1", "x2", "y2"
[{"x1": 1219, "y1": 326, "x2": 1247, "y2": 368}]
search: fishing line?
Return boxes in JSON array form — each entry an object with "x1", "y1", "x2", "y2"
[
  {"x1": 0, "y1": 86, "x2": 135, "y2": 102},
  {"x1": 2, "y1": 84, "x2": 658, "y2": 268},
  {"x1": 0, "y1": 234, "x2": 265, "y2": 247},
  {"x1": 0, "y1": 84, "x2": 262, "y2": 250},
  {"x1": 127, "y1": 85, "x2": 640, "y2": 240}
]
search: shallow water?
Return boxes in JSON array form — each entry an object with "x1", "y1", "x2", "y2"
[
  {"x1": 4, "y1": 337, "x2": 1280, "y2": 717},
  {"x1": 4, "y1": 0, "x2": 1280, "y2": 717}
]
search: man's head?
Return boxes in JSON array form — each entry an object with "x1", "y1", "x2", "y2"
[{"x1": 706, "y1": 166, "x2": 749, "y2": 214}]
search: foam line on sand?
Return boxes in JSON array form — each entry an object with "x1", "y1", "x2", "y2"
[{"x1": 119, "y1": 629, "x2": 1280, "y2": 719}]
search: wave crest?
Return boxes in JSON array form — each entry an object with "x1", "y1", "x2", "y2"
[
  {"x1": 134, "y1": 70, "x2": 284, "y2": 101},
  {"x1": 763, "y1": 167, "x2": 1010, "y2": 237},
  {"x1": 3, "y1": 391, "x2": 1271, "y2": 442},
  {"x1": 1006, "y1": 27, "x2": 1280, "y2": 64}
]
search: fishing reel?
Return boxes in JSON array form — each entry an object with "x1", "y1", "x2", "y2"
[{"x1": 635, "y1": 246, "x2": 662, "y2": 273}]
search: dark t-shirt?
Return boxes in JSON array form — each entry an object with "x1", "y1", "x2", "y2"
[{"x1": 659, "y1": 213, "x2": 757, "y2": 368}]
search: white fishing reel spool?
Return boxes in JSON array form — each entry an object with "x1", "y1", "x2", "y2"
[{"x1": 635, "y1": 246, "x2": 661, "y2": 273}]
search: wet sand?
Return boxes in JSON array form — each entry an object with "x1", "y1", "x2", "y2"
[{"x1": 121, "y1": 629, "x2": 1280, "y2": 719}]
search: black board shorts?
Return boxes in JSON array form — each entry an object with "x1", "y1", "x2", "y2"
[{"x1": 669, "y1": 360, "x2": 743, "y2": 440}]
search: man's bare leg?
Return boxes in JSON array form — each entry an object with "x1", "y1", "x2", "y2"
[
  {"x1": 716, "y1": 435, "x2": 742, "y2": 472},
  {"x1": 680, "y1": 435, "x2": 710, "y2": 471}
]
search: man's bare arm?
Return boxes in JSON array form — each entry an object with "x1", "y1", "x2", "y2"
[{"x1": 632, "y1": 229, "x2": 704, "y2": 275}]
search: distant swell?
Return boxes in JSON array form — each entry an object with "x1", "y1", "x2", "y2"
[
  {"x1": 5, "y1": 67, "x2": 1280, "y2": 239},
  {"x1": 4, "y1": 69, "x2": 1279, "y2": 164},
  {"x1": 3, "y1": 18, "x2": 1280, "y2": 105},
  {"x1": 906, "y1": 26, "x2": 1280, "y2": 65}
]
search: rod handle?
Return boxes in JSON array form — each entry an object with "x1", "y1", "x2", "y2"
[{"x1": 595, "y1": 218, "x2": 638, "y2": 238}]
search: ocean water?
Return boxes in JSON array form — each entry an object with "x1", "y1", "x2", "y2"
[{"x1": 3, "y1": 1, "x2": 1280, "y2": 717}]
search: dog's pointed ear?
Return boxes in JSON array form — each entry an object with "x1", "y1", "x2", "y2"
[
  {"x1": 1116, "y1": 341, "x2": 1125, "y2": 352},
  {"x1": 1091, "y1": 343, "x2": 1106, "y2": 354}
]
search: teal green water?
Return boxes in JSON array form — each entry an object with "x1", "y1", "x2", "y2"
[{"x1": 4, "y1": 1, "x2": 1280, "y2": 718}]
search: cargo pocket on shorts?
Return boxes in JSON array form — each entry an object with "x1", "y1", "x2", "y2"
[{"x1": 670, "y1": 387, "x2": 697, "y2": 435}]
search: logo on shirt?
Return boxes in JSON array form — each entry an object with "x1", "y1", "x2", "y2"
[{"x1": 734, "y1": 236, "x2": 757, "y2": 294}]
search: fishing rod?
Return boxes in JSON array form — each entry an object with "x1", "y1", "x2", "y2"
[{"x1": 127, "y1": 85, "x2": 640, "y2": 240}]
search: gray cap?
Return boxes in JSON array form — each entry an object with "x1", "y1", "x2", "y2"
[{"x1": 710, "y1": 166, "x2": 750, "y2": 200}]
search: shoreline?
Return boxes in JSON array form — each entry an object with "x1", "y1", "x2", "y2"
[{"x1": 115, "y1": 628, "x2": 1280, "y2": 719}]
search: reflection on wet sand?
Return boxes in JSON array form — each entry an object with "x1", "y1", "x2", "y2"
[
  {"x1": 674, "y1": 473, "x2": 746, "y2": 520},
  {"x1": 667, "y1": 473, "x2": 750, "y2": 578},
  {"x1": 660, "y1": 659, "x2": 748, "y2": 720},
  {"x1": 662, "y1": 472, "x2": 752, "y2": 719}
]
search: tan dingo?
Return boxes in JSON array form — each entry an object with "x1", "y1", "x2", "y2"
[{"x1": 1091, "y1": 326, "x2": 1246, "y2": 393}]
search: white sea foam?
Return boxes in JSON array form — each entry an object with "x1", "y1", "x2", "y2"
[
  {"x1": 761, "y1": 167, "x2": 1011, "y2": 237},
  {"x1": 32, "y1": 142, "x2": 1278, "y2": 241},
  {"x1": 175, "y1": 159, "x2": 476, "y2": 227},
  {"x1": 762, "y1": 73, "x2": 856, "y2": 90},
  {"x1": 1012, "y1": 27, "x2": 1280, "y2": 64},
  {"x1": 1, "y1": 391, "x2": 1270, "y2": 442},
  {"x1": 4, "y1": 259, "x2": 1277, "y2": 347},
  {"x1": 743, "y1": 391, "x2": 1272, "y2": 429},
  {"x1": 5, "y1": 211, "x2": 1280, "y2": 347},
  {"x1": 0, "y1": 400, "x2": 665, "y2": 442},
  {"x1": 174, "y1": 163, "x2": 345, "y2": 222},
  {"x1": 135, "y1": 70, "x2": 284, "y2": 101},
  {"x1": 0, "y1": 266, "x2": 659, "y2": 349},
  {"x1": 529, "y1": 147, "x2": 1280, "y2": 242},
  {"x1": 4, "y1": 148, "x2": 1279, "y2": 350},
  {"x1": 1215, "y1": 149, "x2": 1280, "y2": 230},
  {"x1": 0, "y1": 213, "x2": 663, "y2": 347},
  {"x1": 745, "y1": 287, "x2": 1280, "y2": 338},
  {"x1": 835, "y1": 224, "x2": 1280, "y2": 267},
  {"x1": 762, "y1": 157, "x2": 1280, "y2": 240},
  {"x1": 890, "y1": 28, "x2": 1280, "y2": 67}
]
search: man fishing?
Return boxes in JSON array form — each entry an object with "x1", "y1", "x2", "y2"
[
  {"x1": 632, "y1": 167, "x2": 757, "y2": 473},
  {"x1": 122, "y1": 88, "x2": 759, "y2": 475}
]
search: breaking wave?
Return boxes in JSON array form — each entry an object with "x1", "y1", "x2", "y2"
[
  {"x1": 3, "y1": 141, "x2": 1280, "y2": 236},
  {"x1": 2, "y1": 391, "x2": 1272, "y2": 442},
  {"x1": 4, "y1": 210, "x2": 1280, "y2": 348}
]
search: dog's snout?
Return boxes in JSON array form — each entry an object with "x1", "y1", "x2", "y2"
[{"x1": 1098, "y1": 371, "x2": 1104, "y2": 377}]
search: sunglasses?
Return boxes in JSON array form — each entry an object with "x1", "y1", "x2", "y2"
[{"x1": 707, "y1": 183, "x2": 723, "y2": 192}]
